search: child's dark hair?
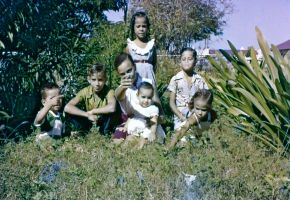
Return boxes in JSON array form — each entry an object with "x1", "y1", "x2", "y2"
[
  {"x1": 180, "y1": 47, "x2": 197, "y2": 60},
  {"x1": 137, "y1": 81, "x2": 154, "y2": 93},
  {"x1": 188, "y1": 89, "x2": 213, "y2": 110},
  {"x1": 114, "y1": 53, "x2": 135, "y2": 70},
  {"x1": 130, "y1": 11, "x2": 150, "y2": 39},
  {"x1": 41, "y1": 83, "x2": 60, "y2": 99},
  {"x1": 88, "y1": 63, "x2": 106, "y2": 76}
]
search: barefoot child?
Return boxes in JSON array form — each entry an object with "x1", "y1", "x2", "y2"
[
  {"x1": 168, "y1": 89, "x2": 216, "y2": 148},
  {"x1": 34, "y1": 83, "x2": 65, "y2": 141},
  {"x1": 64, "y1": 63, "x2": 116, "y2": 134},
  {"x1": 168, "y1": 47, "x2": 208, "y2": 130},
  {"x1": 126, "y1": 81, "x2": 165, "y2": 148}
]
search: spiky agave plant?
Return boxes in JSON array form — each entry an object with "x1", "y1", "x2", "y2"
[{"x1": 206, "y1": 27, "x2": 290, "y2": 152}]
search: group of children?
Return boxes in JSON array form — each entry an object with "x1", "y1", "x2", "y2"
[{"x1": 34, "y1": 11, "x2": 216, "y2": 148}]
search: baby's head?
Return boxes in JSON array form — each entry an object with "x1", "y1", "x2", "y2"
[
  {"x1": 188, "y1": 89, "x2": 213, "y2": 120},
  {"x1": 130, "y1": 10, "x2": 150, "y2": 40},
  {"x1": 137, "y1": 81, "x2": 154, "y2": 108},
  {"x1": 41, "y1": 83, "x2": 63, "y2": 113},
  {"x1": 87, "y1": 63, "x2": 107, "y2": 94},
  {"x1": 115, "y1": 53, "x2": 136, "y2": 84},
  {"x1": 180, "y1": 47, "x2": 197, "y2": 73}
]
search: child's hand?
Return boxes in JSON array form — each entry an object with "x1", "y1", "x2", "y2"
[
  {"x1": 87, "y1": 110, "x2": 94, "y2": 115},
  {"x1": 148, "y1": 133, "x2": 156, "y2": 142},
  {"x1": 87, "y1": 113, "x2": 98, "y2": 122},
  {"x1": 46, "y1": 95, "x2": 64, "y2": 107},
  {"x1": 120, "y1": 74, "x2": 134, "y2": 88}
]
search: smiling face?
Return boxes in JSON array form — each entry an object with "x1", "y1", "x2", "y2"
[
  {"x1": 137, "y1": 87, "x2": 154, "y2": 108},
  {"x1": 88, "y1": 72, "x2": 106, "y2": 94},
  {"x1": 43, "y1": 88, "x2": 63, "y2": 113},
  {"x1": 180, "y1": 50, "x2": 196, "y2": 73},
  {"x1": 134, "y1": 16, "x2": 148, "y2": 40},
  {"x1": 193, "y1": 98, "x2": 210, "y2": 120}
]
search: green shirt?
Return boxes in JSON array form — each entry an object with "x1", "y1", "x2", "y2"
[
  {"x1": 34, "y1": 111, "x2": 65, "y2": 136},
  {"x1": 76, "y1": 85, "x2": 114, "y2": 111}
]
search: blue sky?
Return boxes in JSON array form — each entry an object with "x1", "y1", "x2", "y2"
[{"x1": 105, "y1": 0, "x2": 290, "y2": 49}]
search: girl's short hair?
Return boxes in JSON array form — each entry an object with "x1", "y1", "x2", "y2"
[
  {"x1": 114, "y1": 53, "x2": 135, "y2": 70},
  {"x1": 88, "y1": 63, "x2": 106, "y2": 76},
  {"x1": 41, "y1": 83, "x2": 59, "y2": 99},
  {"x1": 180, "y1": 47, "x2": 197, "y2": 60},
  {"x1": 130, "y1": 11, "x2": 150, "y2": 39},
  {"x1": 188, "y1": 89, "x2": 213, "y2": 110}
]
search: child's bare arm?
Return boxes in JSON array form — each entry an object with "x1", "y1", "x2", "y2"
[
  {"x1": 148, "y1": 115, "x2": 158, "y2": 142},
  {"x1": 124, "y1": 46, "x2": 129, "y2": 54},
  {"x1": 34, "y1": 95, "x2": 63, "y2": 125},
  {"x1": 169, "y1": 91, "x2": 186, "y2": 121},
  {"x1": 88, "y1": 90, "x2": 116, "y2": 115},
  {"x1": 115, "y1": 75, "x2": 133, "y2": 101},
  {"x1": 168, "y1": 114, "x2": 199, "y2": 148},
  {"x1": 64, "y1": 96, "x2": 97, "y2": 122}
]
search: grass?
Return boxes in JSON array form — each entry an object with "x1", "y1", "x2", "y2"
[
  {"x1": 1, "y1": 58, "x2": 289, "y2": 199},
  {"x1": 1, "y1": 108, "x2": 290, "y2": 199}
]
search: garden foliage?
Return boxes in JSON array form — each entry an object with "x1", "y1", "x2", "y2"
[
  {"x1": 0, "y1": 0, "x2": 125, "y2": 139},
  {"x1": 206, "y1": 27, "x2": 290, "y2": 152}
]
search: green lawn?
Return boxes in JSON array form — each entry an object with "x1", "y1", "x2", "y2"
[{"x1": 1, "y1": 108, "x2": 289, "y2": 199}]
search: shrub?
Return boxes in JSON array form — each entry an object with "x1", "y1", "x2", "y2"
[{"x1": 205, "y1": 27, "x2": 290, "y2": 152}]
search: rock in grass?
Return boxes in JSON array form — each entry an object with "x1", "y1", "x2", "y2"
[{"x1": 39, "y1": 161, "x2": 65, "y2": 184}]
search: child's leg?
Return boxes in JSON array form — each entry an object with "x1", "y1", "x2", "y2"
[
  {"x1": 68, "y1": 114, "x2": 92, "y2": 133},
  {"x1": 137, "y1": 137, "x2": 147, "y2": 149},
  {"x1": 122, "y1": 134, "x2": 139, "y2": 147}
]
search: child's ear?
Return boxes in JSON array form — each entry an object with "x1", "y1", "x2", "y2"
[
  {"x1": 87, "y1": 76, "x2": 91, "y2": 83},
  {"x1": 41, "y1": 99, "x2": 46, "y2": 105}
]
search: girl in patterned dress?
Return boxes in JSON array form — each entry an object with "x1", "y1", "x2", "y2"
[{"x1": 168, "y1": 47, "x2": 208, "y2": 130}]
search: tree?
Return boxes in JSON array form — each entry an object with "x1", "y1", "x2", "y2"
[
  {"x1": 130, "y1": 0, "x2": 233, "y2": 53},
  {"x1": 0, "y1": 0, "x2": 126, "y2": 128}
]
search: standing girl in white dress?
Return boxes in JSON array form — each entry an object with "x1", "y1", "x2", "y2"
[
  {"x1": 125, "y1": 10, "x2": 157, "y2": 87},
  {"x1": 125, "y1": 10, "x2": 165, "y2": 117}
]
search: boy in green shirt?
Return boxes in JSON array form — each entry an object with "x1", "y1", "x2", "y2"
[
  {"x1": 64, "y1": 63, "x2": 117, "y2": 134},
  {"x1": 34, "y1": 83, "x2": 66, "y2": 141}
]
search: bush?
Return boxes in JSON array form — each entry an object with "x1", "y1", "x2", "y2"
[{"x1": 205, "y1": 27, "x2": 290, "y2": 152}]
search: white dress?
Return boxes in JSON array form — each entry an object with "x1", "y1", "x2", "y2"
[
  {"x1": 127, "y1": 93, "x2": 165, "y2": 139},
  {"x1": 127, "y1": 38, "x2": 157, "y2": 87}
]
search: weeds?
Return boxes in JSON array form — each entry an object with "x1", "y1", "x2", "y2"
[{"x1": 1, "y1": 110, "x2": 289, "y2": 199}]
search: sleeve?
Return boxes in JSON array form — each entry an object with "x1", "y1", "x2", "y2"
[
  {"x1": 195, "y1": 75, "x2": 209, "y2": 90},
  {"x1": 34, "y1": 115, "x2": 53, "y2": 133},
  {"x1": 34, "y1": 113, "x2": 45, "y2": 127},
  {"x1": 119, "y1": 88, "x2": 135, "y2": 115},
  {"x1": 76, "y1": 87, "x2": 87, "y2": 102},
  {"x1": 200, "y1": 77, "x2": 209, "y2": 89},
  {"x1": 167, "y1": 75, "x2": 177, "y2": 93},
  {"x1": 106, "y1": 89, "x2": 115, "y2": 100},
  {"x1": 148, "y1": 105, "x2": 159, "y2": 117}
]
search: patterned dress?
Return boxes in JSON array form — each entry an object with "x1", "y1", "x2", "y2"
[
  {"x1": 168, "y1": 71, "x2": 208, "y2": 129},
  {"x1": 127, "y1": 38, "x2": 157, "y2": 87}
]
